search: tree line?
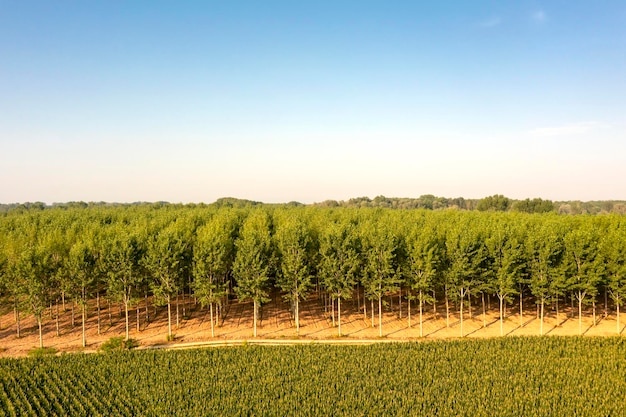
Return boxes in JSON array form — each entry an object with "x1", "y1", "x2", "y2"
[
  {"x1": 1, "y1": 204, "x2": 625, "y2": 348},
  {"x1": 4, "y1": 195, "x2": 626, "y2": 214}
]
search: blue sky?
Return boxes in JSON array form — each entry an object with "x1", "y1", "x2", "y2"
[{"x1": 1, "y1": 1, "x2": 625, "y2": 204}]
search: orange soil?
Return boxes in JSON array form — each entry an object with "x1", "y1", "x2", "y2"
[{"x1": 0, "y1": 291, "x2": 623, "y2": 357}]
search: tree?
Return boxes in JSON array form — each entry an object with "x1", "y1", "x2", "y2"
[
  {"x1": 274, "y1": 210, "x2": 314, "y2": 335},
  {"x1": 233, "y1": 210, "x2": 273, "y2": 337},
  {"x1": 444, "y1": 215, "x2": 486, "y2": 337},
  {"x1": 193, "y1": 209, "x2": 238, "y2": 337},
  {"x1": 319, "y1": 219, "x2": 360, "y2": 336},
  {"x1": 476, "y1": 195, "x2": 511, "y2": 212},
  {"x1": 511, "y1": 198, "x2": 555, "y2": 213},
  {"x1": 361, "y1": 213, "x2": 400, "y2": 337},
  {"x1": 66, "y1": 231, "x2": 97, "y2": 347},
  {"x1": 405, "y1": 221, "x2": 440, "y2": 337},
  {"x1": 601, "y1": 221, "x2": 626, "y2": 334},
  {"x1": 526, "y1": 220, "x2": 563, "y2": 335},
  {"x1": 104, "y1": 228, "x2": 144, "y2": 341},
  {"x1": 485, "y1": 220, "x2": 523, "y2": 336},
  {"x1": 563, "y1": 224, "x2": 602, "y2": 335},
  {"x1": 144, "y1": 222, "x2": 187, "y2": 340},
  {"x1": 16, "y1": 242, "x2": 53, "y2": 348}
]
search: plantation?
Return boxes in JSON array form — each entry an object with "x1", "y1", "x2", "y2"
[
  {"x1": 0, "y1": 337, "x2": 625, "y2": 416},
  {"x1": 1, "y1": 203, "x2": 625, "y2": 351}
]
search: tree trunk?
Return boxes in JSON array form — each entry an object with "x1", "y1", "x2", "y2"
[
  {"x1": 55, "y1": 301, "x2": 60, "y2": 337},
  {"x1": 519, "y1": 291, "x2": 523, "y2": 327},
  {"x1": 108, "y1": 298, "x2": 112, "y2": 327},
  {"x1": 555, "y1": 295, "x2": 559, "y2": 326},
  {"x1": 578, "y1": 291, "x2": 583, "y2": 336},
  {"x1": 338, "y1": 296, "x2": 342, "y2": 337},
  {"x1": 363, "y1": 295, "x2": 367, "y2": 321},
  {"x1": 331, "y1": 297, "x2": 335, "y2": 327},
  {"x1": 210, "y1": 302, "x2": 215, "y2": 338},
  {"x1": 176, "y1": 294, "x2": 179, "y2": 328},
  {"x1": 71, "y1": 301, "x2": 75, "y2": 328},
  {"x1": 604, "y1": 289, "x2": 608, "y2": 318},
  {"x1": 167, "y1": 295, "x2": 173, "y2": 340},
  {"x1": 481, "y1": 292, "x2": 486, "y2": 328},
  {"x1": 499, "y1": 295, "x2": 504, "y2": 337},
  {"x1": 38, "y1": 316, "x2": 43, "y2": 348},
  {"x1": 459, "y1": 289, "x2": 464, "y2": 337},
  {"x1": 96, "y1": 291, "x2": 101, "y2": 335},
  {"x1": 324, "y1": 291, "x2": 328, "y2": 314},
  {"x1": 62, "y1": 292, "x2": 66, "y2": 311},
  {"x1": 145, "y1": 290, "x2": 149, "y2": 323},
  {"x1": 82, "y1": 287, "x2": 87, "y2": 347},
  {"x1": 136, "y1": 303, "x2": 140, "y2": 332},
  {"x1": 253, "y1": 299, "x2": 258, "y2": 337},
  {"x1": 592, "y1": 301, "x2": 596, "y2": 326},
  {"x1": 432, "y1": 290, "x2": 437, "y2": 315},
  {"x1": 182, "y1": 286, "x2": 186, "y2": 318},
  {"x1": 295, "y1": 295, "x2": 300, "y2": 335},
  {"x1": 539, "y1": 297, "x2": 544, "y2": 336},
  {"x1": 82, "y1": 303, "x2": 87, "y2": 347},
  {"x1": 398, "y1": 292, "x2": 402, "y2": 319},
  {"x1": 407, "y1": 290, "x2": 412, "y2": 328},
  {"x1": 15, "y1": 303, "x2": 20, "y2": 338},
  {"x1": 378, "y1": 294, "x2": 383, "y2": 337},
  {"x1": 617, "y1": 298, "x2": 621, "y2": 335},
  {"x1": 124, "y1": 298, "x2": 130, "y2": 341},
  {"x1": 445, "y1": 292, "x2": 450, "y2": 328},
  {"x1": 371, "y1": 299, "x2": 374, "y2": 328},
  {"x1": 419, "y1": 291, "x2": 423, "y2": 338}
]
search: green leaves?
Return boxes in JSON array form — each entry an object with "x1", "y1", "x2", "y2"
[
  {"x1": 144, "y1": 224, "x2": 187, "y2": 306},
  {"x1": 233, "y1": 210, "x2": 273, "y2": 305},
  {"x1": 193, "y1": 209, "x2": 239, "y2": 308},
  {"x1": 319, "y1": 219, "x2": 360, "y2": 299}
]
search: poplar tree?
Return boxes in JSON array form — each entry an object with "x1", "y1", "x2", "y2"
[
  {"x1": 104, "y1": 228, "x2": 144, "y2": 341},
  {"x1": 405, "y1": 221, "x2": 440, "y2": 336},
  {"x1": 233, "y1": 210, "x2": 273, "y2": 337},
  {"x1": 361, "y1": 212, "x2": 400, "y2": 337},
  {"x1": 319, "y1": 219, "x2": 360, "y2": 336},
  {"x1": 601, "y1": 222, "x2": 626, "y2": 334},
  {"x1": 563, "y1": 224, "x2": 602, "y2": 335},
  {"x1": 66, "y1": 234, "x2": 97, "y2": 347},
  {"x1": 144, "y1": 223, "x2": 187, "y2": 340},
  {"x1": 274, "y1": 210, "x2": 314, "y2": 334},
  {"x1": 193, "y1": 209, "x2": 238, "y2": 337}
]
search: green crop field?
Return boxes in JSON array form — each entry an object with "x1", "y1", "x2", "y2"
[{"x1": 0, "y1": 337, "x2": 625, "y2": 416}]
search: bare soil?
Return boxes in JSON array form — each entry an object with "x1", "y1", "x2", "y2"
[{"x1": 0, "y1": 291, "x2": 623, "y2": 358}]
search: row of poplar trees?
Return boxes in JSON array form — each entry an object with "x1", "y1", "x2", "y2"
[{"x1": 1, "y1": 204, "x2": 625, "y2": 348}]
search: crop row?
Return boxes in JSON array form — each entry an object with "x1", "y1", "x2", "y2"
[{"x1": 0, "y1": 337, "x2": 625, "y2": 416}]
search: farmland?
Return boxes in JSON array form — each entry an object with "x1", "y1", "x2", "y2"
[{"x1": 0, "y1": 337, "x2": 625, "y2": 416}]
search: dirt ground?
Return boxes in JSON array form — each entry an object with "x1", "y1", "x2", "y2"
[{"x1": 1, "y1": 291, "x2": 624, "y2": 357}]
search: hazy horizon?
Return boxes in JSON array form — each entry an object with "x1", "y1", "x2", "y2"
[{"x1": 2, "y1": 2, "x2": 625, "y2": 204}]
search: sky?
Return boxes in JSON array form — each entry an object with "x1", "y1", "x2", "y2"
[{"x1": 1, "y1": 1, "x2": 625, "y2": 204}]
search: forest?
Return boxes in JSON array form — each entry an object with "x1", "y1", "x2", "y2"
[{"x1": 1, "y1": 202, "x2": 625, "y2": 349}]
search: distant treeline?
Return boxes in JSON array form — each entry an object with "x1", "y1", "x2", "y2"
[{"x1": 2, "y1": 195, "x2": 626, "y2": 215}]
